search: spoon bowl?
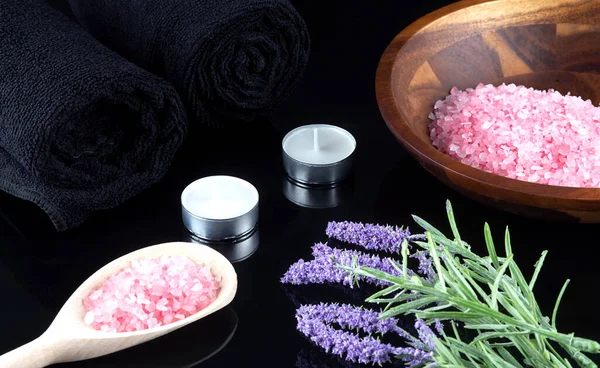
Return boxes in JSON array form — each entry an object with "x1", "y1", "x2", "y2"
[{"x1": 0, "y1": 242, "x2": 238, "y2": 368}]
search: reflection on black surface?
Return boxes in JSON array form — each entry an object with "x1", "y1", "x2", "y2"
[
  {"x1": 296, "y1": 348, "x2": 406, "y2": 368},
  {"x1": 296, "y1": 349, "x2": 362, "y2": 368},
  {"x1": 281, "y1": 282, "x2": 377, "y2": 309},
  {"x1": 185, "y1": 227, "x2": 260, "y2": 263},
  {"x1": 54, "y1": 307, "x2": 238, "y2": 368},
  {"x1": 282, "y1": 176, "x2": 354, "y2": 209}
]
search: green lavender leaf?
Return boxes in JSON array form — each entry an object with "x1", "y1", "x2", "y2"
[
  {"x1": 504, "y1": 226, "x2": 513, "y2": 257},
  {"x1": 434, "y1": 337, "x2": 474, "y2": 366},
  {"x1": 422, "y1": 303, "x2": 453, "y2": 313},
  {"x1": 458, "y1": 266, "x2": 493, "y2": 304},
  {"x1": 471, "y1": 330, "x2": 532, "y2": 345},
  {"x1": 427, "y1": 232, "x2": 446, "y2": 292},
  {"x1": 552, "y1": 280, "x2": 570, "y2": 328},
  {"x1": 530, "y1": 251, "x2": 548, "y2": 291},
  {"x1": 412, "y1": 215, "x2": 445, "y2": 239},
  {"x1": 499, "y1": 280, "x2": 536, "y2": 324},
  {"x1": 445, "y1": 199, "x2": 463, "y2": 246},
  {"x1": 367, "y1": 295, "x2": 413, "y2": 304},
  {"x1": 490, "y1": 254, "x2": 514, "y2": 310},
  {"x1": 401, "y1": 238, "x2": 409, "y2": 279},
  {"x1": 545, "y1": 340, "x2": 572, "y2": 368},
  {"x1": 364, "y1": 284, "x2": 403, "y2": 301},
  {"x1": 388, "y1": 258, "x2": 404, "y2": 276},
  {"x1": 484, "y1": 222, "x2": 500, "y2": 268},
  {"x1": 444, "y1": 336, "x2": 489, "y2": 362},
  {"x1": 463, "y1": 259, "x2": 498, "y2": 283},
  {"x1": 464, "y1": 323, "x2": 510, "y2": 330},
  {"x1": 416, "y1": 311, "x2": 487, "y2": 321},
  {"x1": 442, "y1": 247, "x2": 479, "y2": 301},
  {"x1": 378, "y1": 296, "x2": 438, "y2": 319},
  {"x1": 497, "y1": 346, "x2": 525, "y2": 368}
]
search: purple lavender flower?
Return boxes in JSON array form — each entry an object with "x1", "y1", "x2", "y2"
[
  {"x1": 434, "y1": 320, "x2": 444, "y2": 336},
  {"x1": 326, "y1": 221, "x2": 422, "y2": 253},
  {"x1": 399, "y1": 347, "x2": 435, "y2": 368},
  {"x1": 415, "y1": 319, "x2": 436, "y2": 351},
  {"x1": 297, "y1": 317, "x2": 399, "y2": 365},
  {"x1": 411, "y1": 250, "x2": 436, "y2": 282},
  {"x1": 296, "y1": 303, "x2": 434, "y2": 367},
  {"x1": 281, "y1": 243, "x2": 409, "y2": 288},
  {"x1": 296, "y1": 303, "x2": 414, "y2": 341}
]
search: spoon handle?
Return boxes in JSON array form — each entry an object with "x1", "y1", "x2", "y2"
[{"x1": 0, "y1": 335, "x2": 57, "y2": 368}]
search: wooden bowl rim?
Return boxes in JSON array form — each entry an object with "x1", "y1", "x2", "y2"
[{"x1": 376, "y1": 0, "x2": 600, "y2": 203}]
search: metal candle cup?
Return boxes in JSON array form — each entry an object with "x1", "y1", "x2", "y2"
[
  {"x1": 282, "y1": 124, "x2": 356, "y2": 185},
  {"x1": 181, "y1": 176, "x2": 259, "y2": 241}
]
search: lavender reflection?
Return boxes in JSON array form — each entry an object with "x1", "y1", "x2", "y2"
[{"x1": 296, "y1": 349, "x2": 369, "y2": 368}]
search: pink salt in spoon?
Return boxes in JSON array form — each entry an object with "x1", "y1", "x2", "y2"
[{"x1": 0, "y1": 242, "x2": 238, "y2": 368}]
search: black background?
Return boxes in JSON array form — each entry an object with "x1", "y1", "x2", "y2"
[{"x1": 1, "y1": 1, "x2": 599, "y2": 367}]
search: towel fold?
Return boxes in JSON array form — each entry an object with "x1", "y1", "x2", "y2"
[
  {"x1": 67, "y1": 0, "x2": 310, "y2": 124},
  {"x1": 0, "y1": 0, "x2": 188, "y2": 231}
]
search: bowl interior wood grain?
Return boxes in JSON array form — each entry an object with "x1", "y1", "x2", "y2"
[{"x1": 376, "y1": 0, "x2": 600, "y2": 221}]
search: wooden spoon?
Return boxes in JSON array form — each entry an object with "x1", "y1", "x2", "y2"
[{"x1": 0, "y1": 242, "x2": 238, "y2": 368}]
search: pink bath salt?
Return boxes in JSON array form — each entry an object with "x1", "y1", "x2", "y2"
[
  {"x1": 429, "y1": 83, "x2": 600, "y2": 188},
  {"x1": 84, "y1": 255, "x2": 221, "y2": 333}
]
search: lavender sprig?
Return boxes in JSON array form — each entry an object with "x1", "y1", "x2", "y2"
[
  {"x1": 296, "y1": 303, "x2": 435, "y2": 366},
  {"x1": 341, "y1": 200, "x2": 600, "y2": 368},
  {"x1": 296, "y1": 303, "x2": 414, "y2": 341},
  {"x1": 281, "y1": 243, "x2": 408, "y2": 288},
  {"x1": 326, "y1": 221, "x2": 423, "y2": 254}
]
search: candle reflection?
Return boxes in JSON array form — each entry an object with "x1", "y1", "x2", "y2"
[
  {"x1": 282, "y1": 176, "x2": 354, "y2": 209},
  {"x1": 184, "y1": 226, "x2": 259, "y2": 263},
  {"x1": 71, "y1": 307, "x2": 238, "y2": 368}
]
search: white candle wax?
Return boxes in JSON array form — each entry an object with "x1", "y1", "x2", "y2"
[
  {"x1": 181, "y1": 176, "x2": 258, "y2": 220},
  {"x1": 283, "y1": 124, "x2": 356, "y2": 165}
]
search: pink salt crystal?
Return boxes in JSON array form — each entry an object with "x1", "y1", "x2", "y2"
[
  {"x1": 84, "y1": 311, "x2": 95, "y2": 325},
  {"x1": 84, "y1": 256, "x2": 220, "y2": 332},
  {"x1": 89, "y1": 290, "x2": 102, "y2": 300},
  {"x1": 429, "y1": 83, "x2": 600, "y2": 188}
]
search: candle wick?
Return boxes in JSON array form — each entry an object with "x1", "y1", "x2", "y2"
[{"x1": 313, "y1": 128, "x2": 319, "y2": 151}]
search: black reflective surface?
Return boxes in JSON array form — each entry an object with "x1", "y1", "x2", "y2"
[{"x1": 2, "y1": 1, "x2": 600, "y2": 367}]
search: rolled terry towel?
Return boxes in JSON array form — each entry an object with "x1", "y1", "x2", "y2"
[
  {"x1": 66, "y1": 0, "x2": 310, "y2": 123},
  {"x1": 0, "y1": 0, "x2": 187, "y2": 231}
]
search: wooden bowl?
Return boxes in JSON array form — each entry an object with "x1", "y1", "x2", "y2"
[{"x1": 376, "y1": 0, "x2": 600, "y2": 222}]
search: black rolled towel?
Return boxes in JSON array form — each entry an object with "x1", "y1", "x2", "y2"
[
  {"x1": 66, "y1": 0, "x2": 310, "y2": 123},
  {"x1": 0, "y1": 0, "x2": 188, "y2": 231}
]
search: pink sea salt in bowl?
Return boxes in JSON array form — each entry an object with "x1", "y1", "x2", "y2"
[
  {"x1": 0, "y1": 242, "x2": 237, "y2": 368},
  {"x1": 376, "y1": 0, "x2": 600, "y2": 222}
]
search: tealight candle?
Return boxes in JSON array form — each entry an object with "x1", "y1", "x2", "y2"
[
  {"x1": 282, "y1": 124, "x2": 356, "y2": 185},
  {"x1": 181, "y1": 176, "x2": 259, "y2": 241}
]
